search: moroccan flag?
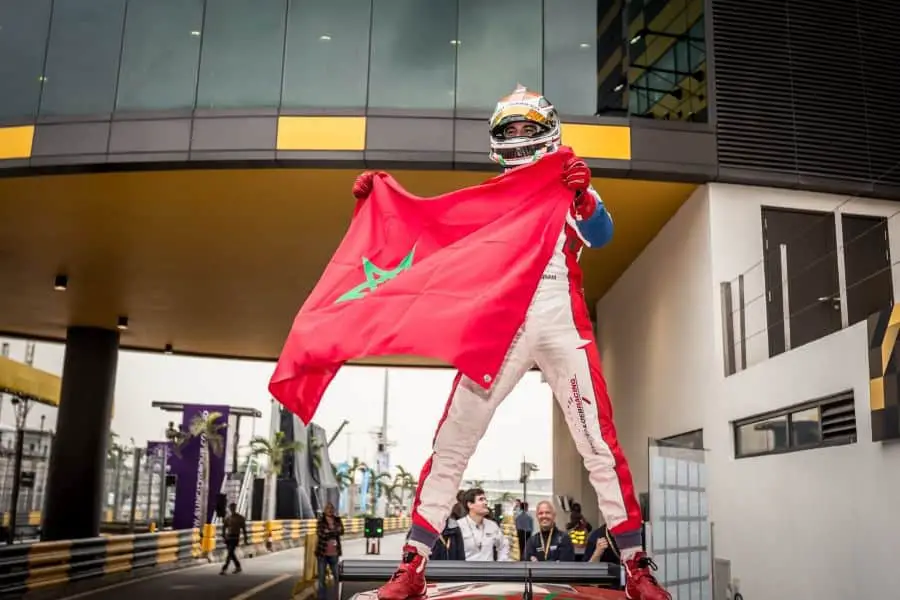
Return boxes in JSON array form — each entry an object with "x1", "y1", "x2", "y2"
[{"x1": 269, "y1": 147, "x2": 576, "y2": 424}]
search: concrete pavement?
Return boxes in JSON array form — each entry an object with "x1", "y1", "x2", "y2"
[{"x1": 55, "y1": 533, "x2": 407, "y2": 600}]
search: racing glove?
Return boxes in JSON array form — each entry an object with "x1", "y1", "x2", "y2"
[
  {"x1": 562, "y1": 157, "x2": 591, "y2": 193},
  {"x1": 352, "y1": 171, "x2": 381, "y2": 200},
  {"x1": 573, "y1": 190, "x2": 599, "y2": 220}
]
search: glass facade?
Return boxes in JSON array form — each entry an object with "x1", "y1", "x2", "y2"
[{"x1": 0, "y1": 0, "x2": 707, "y2": 123}]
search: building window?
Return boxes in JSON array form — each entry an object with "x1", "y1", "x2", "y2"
[
  {"x1": 658, "y1": 428, "x2": 704, "y2": 449},
  {"x1": 761, "y1": 207, "x2": 842, "y2": 358},
  {"x1": 733, "y1": 392, "x2": 857, "y2": 459},
  {"x1": 625, "y1": 0, "x2": 708, "y2": 122}
]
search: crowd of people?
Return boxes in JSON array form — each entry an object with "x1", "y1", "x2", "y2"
[{"x1": 427, "y1": 488, "x2": 621, "y2": 564}]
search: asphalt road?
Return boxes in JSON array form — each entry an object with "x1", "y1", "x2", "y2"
[{"x1": 57, "y1": 533, "x2": 407, "y2": 600}]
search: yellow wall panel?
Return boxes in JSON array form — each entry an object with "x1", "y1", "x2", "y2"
[
  {"x1": 277, "y1": 117, "x2": 366, "y2": 151},
  {"x1": 562, "y1": 124, "x2": 631, "y2": 160},
  {"x1": 0, "y1": 126, "x2": 34, "y2": 160}
]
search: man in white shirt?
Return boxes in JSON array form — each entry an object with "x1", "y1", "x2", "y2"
[{"x1": 458, "y1": 488, "x2": 510, "y2": 561}]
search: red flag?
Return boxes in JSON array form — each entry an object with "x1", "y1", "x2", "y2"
[{"x1": 269, "y1": 147, "x2": 575, "y2": 423}]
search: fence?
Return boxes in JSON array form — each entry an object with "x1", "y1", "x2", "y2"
[{"x1": 0, "y1": 516, "x2": 411, "y2": 596}]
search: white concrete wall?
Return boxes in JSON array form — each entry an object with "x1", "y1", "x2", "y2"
[
  {"x1": 596, "y1": 184, "x2": 715, "y2": 494},
  {"x1": 575, "y1": 182, "x2": 900, "y2": 600}
]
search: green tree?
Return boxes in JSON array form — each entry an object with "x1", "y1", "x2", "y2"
[
  {"x1": 106, "y1": 432, "x2": 133, "y2": 520},
  {"x1": 368, "y1": 469, "x2": 392, "y2": 515},
  {"x1": 346, "y1": 457, "x2": 367, "y2": 515},
  {"x1": 250, "y1": 431, "x2": 302, "y2": 520}
]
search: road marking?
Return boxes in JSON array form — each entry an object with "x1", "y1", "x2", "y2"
[
  {"x1": 229, "y1": 573, "x2": 292, "y2": 600},
  {"x1": 57, "y1": 562, "x2": 213, "y2": 599}
]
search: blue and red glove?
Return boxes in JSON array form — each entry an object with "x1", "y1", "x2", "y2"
[{"x1": 562, "y1": 158, "x2": 596, "y2": 219}]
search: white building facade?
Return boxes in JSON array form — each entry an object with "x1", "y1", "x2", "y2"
[{"x1": 554, "y1": 182, "x2": 900, "y2": 599}]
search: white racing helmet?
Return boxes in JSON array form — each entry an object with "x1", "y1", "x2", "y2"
[{"x1": 489, "y1": 84, "x2": 562, "y2": 167}]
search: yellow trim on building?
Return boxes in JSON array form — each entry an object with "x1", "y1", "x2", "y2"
[
  {"x1": 277, "y1": 116, "x2": 367, "y2": 151},
  {"x1": 0, "y1": 126, "x2": 34, "y2": 160},
  {"x1": 562, "y1": 124, "x2": 631, "y2": 160}
]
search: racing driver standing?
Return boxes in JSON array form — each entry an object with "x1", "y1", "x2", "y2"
[{"x1": 351, "y1": 85, "x2": 671, "y2": 600}]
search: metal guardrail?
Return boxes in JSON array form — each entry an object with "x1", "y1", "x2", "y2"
[{"x1": 0, "y1": 516, "x2": 411, "y2": 596}]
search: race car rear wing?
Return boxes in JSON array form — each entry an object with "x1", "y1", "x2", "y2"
[{"x1": 340, "y1": 559, "x2": 621, "y2": 586}]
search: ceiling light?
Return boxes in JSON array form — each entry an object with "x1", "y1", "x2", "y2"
[
  {"x1": 319, "y1": 34, "x2": 331, "y2": 41},
  {"x1": 117, "y1": 316, "x2": 129, "y2": 331},
  {"x1": 164, "y1": 344, "x2": 173, "y2": 355},
  {"x1": 449, "y1": 40, "x2": 460, "y2": 45},
  {"x1": 53, "y1": 274, "x2": 68, "y2": 291},
  {"x1": 579, "y1": 42, "x2": 590, "y2": 48},
  {"x1": 190, "y1": 30, "x2": 201, "y2": 37}
]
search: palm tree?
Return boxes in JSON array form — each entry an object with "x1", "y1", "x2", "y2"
[
  {"x1": 106, "y1": 432, "x2": 132, "y2": 520},
  {"x1": 369, "y1": 470, "x2": 392, "y2": 514},
  {"x1": 394, "y1": 466, "x2": 416, "y2": 508},
  {"x1": 332, "y1": 465, "x2": 353, "y2": 515},
  {"x1": 381, "y1": 482, "x2": 402, "y2": 516},
  {"x1": 346, "y1": 457, "x2": 367, "y2": 515},
  {"x1": 178, "y1": 411, "x2": 226, "y2": 527},
  {"x1": 250, "y1": 431, "x2": 302, "y2": 520}
]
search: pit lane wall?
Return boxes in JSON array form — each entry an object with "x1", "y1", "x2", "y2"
[
  {"x1": 573, "y1": 183, "x2": 900, "y2": 600},
  {"x1": 0, "y1": 516, "x2": 410, "y2": 596}
]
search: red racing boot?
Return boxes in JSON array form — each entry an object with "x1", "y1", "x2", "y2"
[
  {"x1": 624, "y1": 552, "x2": 672, "y2": 600},
  {"x1": 376, "y1": 545, "x2": 427, "y2": 600}
]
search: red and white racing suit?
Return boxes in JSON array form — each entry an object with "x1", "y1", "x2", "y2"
[{"x1": 407, "y1": 186, "x2": 644, "y2": 555}]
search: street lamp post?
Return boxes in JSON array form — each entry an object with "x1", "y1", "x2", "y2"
[{"x1": 519, "y1": 459, "x2": 539, "y2": 505}]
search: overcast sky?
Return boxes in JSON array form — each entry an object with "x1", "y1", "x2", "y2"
[{"x1": 0, "y1": 337, "x2": 553, "y2": 481}]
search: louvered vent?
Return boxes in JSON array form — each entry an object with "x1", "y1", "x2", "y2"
[
  {"x1": 820, "y1": 395, "x2": 856, "y2": 441},
  {"x1": 710, "y1": 0, "x2": 900, "y2": 189}
]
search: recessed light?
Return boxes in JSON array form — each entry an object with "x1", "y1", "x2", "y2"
[
  {"x1": 579, "y1": 42, "x2": 590, "y2": 48},
  {"x1": 190, "y1": 30, "x2": 201, "y2": 37},
  {"x1": 319, "y1": 34, "x2": 331, "y2": 41},
  {"x1": 117, "y1": 316, "x2": 129, "y2": 331},
  {"x1": 53, "y1": 274, "x2": 68, "y2": 291},
  {"x1": 450, "y1": 40, "x2": 461, "y2": 45},
  {"x1": 164, "y1": 344, "x2": 173, "y2": 355}
]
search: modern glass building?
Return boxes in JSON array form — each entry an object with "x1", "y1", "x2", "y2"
[{"x1": 0, "y1": 0, "x2": 707, "y2": 124}]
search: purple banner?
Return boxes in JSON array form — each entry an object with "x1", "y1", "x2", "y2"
[{"x1": 170, "y1": 405, "x2": 230, "y2": 531}]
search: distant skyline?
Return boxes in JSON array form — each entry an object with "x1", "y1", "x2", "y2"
[{"x1": 0, "y1": 336, "x2": 553, "y2": 481}]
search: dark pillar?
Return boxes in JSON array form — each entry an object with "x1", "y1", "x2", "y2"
[{"x1": 42, "y1": 327, "x2": 119, "y2": 541}]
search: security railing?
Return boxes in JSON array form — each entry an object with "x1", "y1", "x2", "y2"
[{"x1": 0, "y1": 516, "x2": 411, "y2": 596}]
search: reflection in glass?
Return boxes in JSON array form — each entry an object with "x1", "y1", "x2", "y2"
[
  {"x1": 40, "y1": 0, "x2": 127, "y2": 117},
  {"x1": 0, "y1": 0, "x2": 51, "y2": 123},
  {"x1": 116, "y1": 0, "x2": 203, "y2": 112},
  {"x1": 196, "y1": 0, "x2": 287, "y2": 110},
  {"x1": 368, "y1": 0, "x2": 457, "y2": 112},
  {"x1": 543, "y1": 0, "x2": 598, "y2": 116},
  {"x1": 627, "y1": 0, "x2": 708, "y2": 122},
  {"x1": 282, "y1": 0, "x2": 371, "y2": 109},
  {"x1": 791, "y1": 408, "x2": 822, "y2": 447},
  {"x1": 737, "y1": 415, "x2": 788, "y2": 456},
  {"x1": 455, "y1": 0, "x2": 542, "y2": 112},
  {"x1": 596, "y1": 0, "x2": 628, "y2": 116}
]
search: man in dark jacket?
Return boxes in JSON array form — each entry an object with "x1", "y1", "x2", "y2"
[
  {"x1": 430, "y1": 512, "x2": 465, "y2": 561},
  {"x1": 583, "y1": 522, "x2": 621, "y2": 564},
  {"x1": 220, "y1": 503, "x2": 249, "y2": 575},
  {"x1": 523, "y1": 500, "x2": 575, "y2": 562}
]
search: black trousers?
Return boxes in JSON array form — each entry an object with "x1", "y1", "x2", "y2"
[
  {"x1": 516, "y1": 530, "x2": 532, "y2": 560},
  {"x1": 222, "y1": 537, "x2": 241, "y2": 571}
]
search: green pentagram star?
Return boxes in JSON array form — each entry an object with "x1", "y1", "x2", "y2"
[{"x1": 334, "y1": 247, "x2": 416, "y2": 304}]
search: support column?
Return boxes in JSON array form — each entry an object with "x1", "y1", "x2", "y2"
[{"x1": 42, "y1": 327, "x2": 119, "y2": 541}]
